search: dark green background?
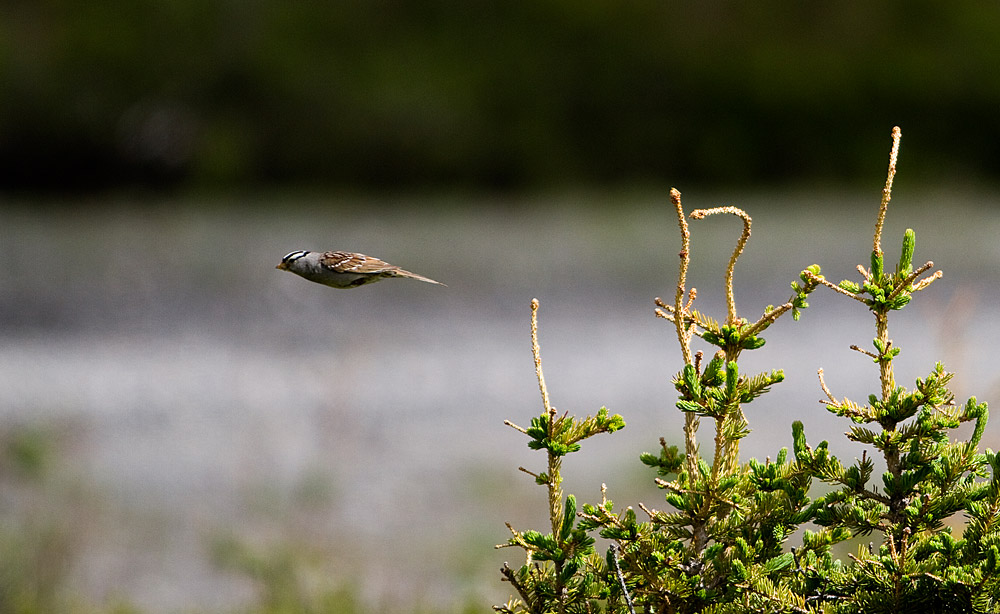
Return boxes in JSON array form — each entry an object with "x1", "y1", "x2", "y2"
[{"x1": 3, "y1": 1, "x2": 998, "y2": 193}]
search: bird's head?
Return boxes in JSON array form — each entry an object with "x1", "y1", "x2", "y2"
[{"x1": 277, "y1": 250, "x2": 310, "y2": 270}]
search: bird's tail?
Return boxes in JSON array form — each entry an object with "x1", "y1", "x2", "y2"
[{"x1": 395, "y1": 269, "x2": 446, "y2": 286}]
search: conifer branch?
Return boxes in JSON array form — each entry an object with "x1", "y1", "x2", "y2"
[
  {"x1": 850, "y1": 345, "x2": 878, "y2": 360},
  {"x1": 499, "y1": 563, "x2": 536, "y2": 612},
  {"x1": 530, "y1": 299, "x2": 565, "y2": 594},
  {"x1": 530, "y1": 299, "x2": 553, "y2": 419},
  {"x1": 911, "y1": 269, "x2": 943, "y2": 292},
  {"x1": 689, "y1": 205, "x2": 752, "y2": 326},
  {"x1": 885, "y1": 260, "x2": 936, "y2": 302},
  {"x1": 817, "y1": 369, "x2": 836, "y2": 404},
  {"x1": 668, "y1": 188, "x2": 700, "y2": 479},
  {"x1": 504, "y1": 420, "x2": 528, "y2": 434},
  {"x1": 609, "y1": 545, "x2": 636, "y2": 614},
  {"x1": 654, "y1": 296, "x2": 712, "y2": 339},
  {"x1": 803, "y1": 270, "x2": 868, "y2": 304},
  {"x1": 875, "y1": 311, "x2": 894, "y2": 398},
  {"x1": 743, "y1": 302, "x2": 794, "y2": 338},
  {"x1": 874, "y1": 126, "x2": 902, "y2": 256},
  {"x1": 670, "y1": 188, "x2": 695, "y2": 366},
  {"x1": 857, "y1": 263, "x2": 872, "y2": 282}
]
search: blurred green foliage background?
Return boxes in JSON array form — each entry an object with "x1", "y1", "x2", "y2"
[{"x1": 3, "y1": 1, "x2": 999, "y2": 194}]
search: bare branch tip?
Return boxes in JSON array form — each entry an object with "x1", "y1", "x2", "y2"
[
  {"x1": 817, "y1": 368, "x2": 837, "y2": 403},
  {"x1": 504, "y1": 419, "x2": 527, "y2": 434},
  {"x1": 875, "y1": 126, "x2": 903, "y2": 253},
  {"x1": 687, "y1": 287, "x2": 697, "y2": 305},
  {"x1": 850, "y1": 344, "x2": 878, "y2": 359}
]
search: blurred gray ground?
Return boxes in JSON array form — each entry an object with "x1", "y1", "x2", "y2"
[{"x1": 1, "y1": 192, "x2": 999, "y2": 611}]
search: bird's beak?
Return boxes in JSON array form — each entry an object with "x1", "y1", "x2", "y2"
[{"x1": 276, "y1": 263, "x2": 286, "y2": 270}]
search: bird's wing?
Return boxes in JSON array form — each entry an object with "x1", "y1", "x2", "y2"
[{"x1": 320, "y1": 251, "x2": 397, "y2": 274}]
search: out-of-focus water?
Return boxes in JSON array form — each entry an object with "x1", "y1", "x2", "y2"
[{"x1": 1, "y1": 192, "x2": 999, "y2": 611}]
